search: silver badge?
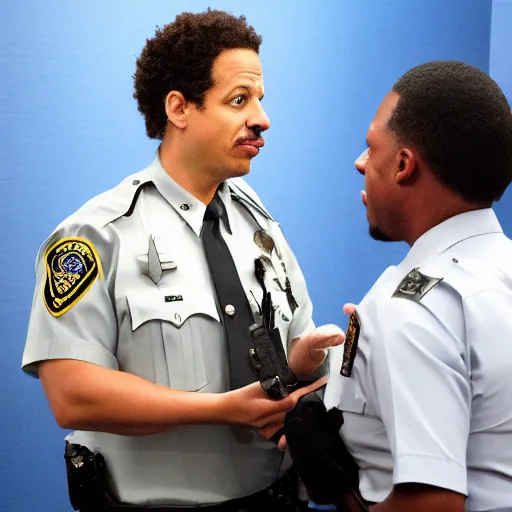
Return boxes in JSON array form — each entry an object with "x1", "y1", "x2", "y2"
[{"x1": 392, "y1": 268, "x2": 443, "y2": 302}]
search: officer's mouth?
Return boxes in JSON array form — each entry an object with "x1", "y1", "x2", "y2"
[
  {"x1": 361, "y1": 190, "x2": 368, "y2": 207},
  {"x1": 234, "y1": 137, "x2": 265, "y2": 157}
]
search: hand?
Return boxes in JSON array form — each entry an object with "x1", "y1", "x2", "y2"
[
  {"x1": 269, "y1": 309, "x2": 358, "y2": 452},
  {"x1": 256, "y1": 376, "x2": 328, "y2": 443},
  {"x1": 303, "y1": 324, "x2": 345, "y2": 360},
  {"x1": 225, "y1": 376, "x2": 327, "y2": 433},
  {"x1": 289, "y1": 324, "x2": 345, "y2": 379}
]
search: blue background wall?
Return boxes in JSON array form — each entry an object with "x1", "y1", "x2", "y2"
[
  {"x1": 1, "y1": 1, "x2": 508, "y2": 510},
  {"x1": 490, "y1": 0, "x2": 512, "y2": 226}
]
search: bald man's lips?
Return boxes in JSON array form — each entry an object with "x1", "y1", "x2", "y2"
[{"x1": 361, "y1": 190, "x2": 368, "y2": 206}]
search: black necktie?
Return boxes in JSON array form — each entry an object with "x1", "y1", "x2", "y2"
[{"x1": 201, "y1": 191, "x2": 257, "y2": 390}]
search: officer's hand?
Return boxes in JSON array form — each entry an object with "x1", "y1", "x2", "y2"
[
  {"x1": 303, "y1": 324, "x2": 345, "y2": 356},
  {"x1": 226, "y1": 376, "x2": 328, "y2": 431},
  {"x1": 254, "y1": 376, "x2": 328, "y2": 439},
  {"x1": 289, "y1": 324, "x2": 345, "y2": 378}
]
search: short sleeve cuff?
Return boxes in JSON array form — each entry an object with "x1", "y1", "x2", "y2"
[
  {"x1": 22, "y1": 336, "x2": 119, "y2": 376},
  {"x1": 394, "y1": 453, "x2": 468, "y2": 496}
]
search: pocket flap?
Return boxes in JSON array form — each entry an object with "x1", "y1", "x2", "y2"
[{"x1": 127, "y1": 287, "x2": 220, "y2": 330}]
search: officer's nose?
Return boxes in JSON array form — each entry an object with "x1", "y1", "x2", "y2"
[
  {"x1": 355, "y1": 149, "x2": 369, "y2": 175},
  {"x1": 249, "y1": 102, "x2": 271, "y2": 135}
]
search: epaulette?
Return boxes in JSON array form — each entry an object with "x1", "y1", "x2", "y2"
[
  {"x1": 56, "y1": 169, "x2": 154, "y2": 231},
  {"x1": 392, "y1": 267, "x2": 443, "y2": 303}
]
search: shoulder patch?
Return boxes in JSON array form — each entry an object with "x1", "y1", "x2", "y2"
[
  {"x1": 392, "y1": 268, "x2": 442, "y2": 303},
  {"x1": 43, "y1": 237, "x2": 103, "y2": 317},
  {"x1": 340, "y1": 313, "x2": 360, "y2": 377}
]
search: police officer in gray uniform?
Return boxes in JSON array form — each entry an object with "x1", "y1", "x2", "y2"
[
  {"x1": 22, "y1": 10, "x2": 344, "y2": 511},
  {"x1": 286, "y1": 62, "x2": 512, "y2": 512}
]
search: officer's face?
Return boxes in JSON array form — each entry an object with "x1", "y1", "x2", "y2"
[
  {"x1": 356, "y1": 91, "x2": 403, "y2": 242},
  {"x1": 185, "y1": 49, "x2": 270, "y2": 180}
]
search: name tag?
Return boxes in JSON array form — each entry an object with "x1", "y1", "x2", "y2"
[{"x1": 165, "y1": 295, "x2": 183, "y2": 303}]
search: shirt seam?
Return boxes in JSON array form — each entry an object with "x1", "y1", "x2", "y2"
[{"x1": 396, "y1": 452, "x2": 466, "y2": 469}]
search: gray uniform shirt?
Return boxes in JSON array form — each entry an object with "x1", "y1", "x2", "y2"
[
  {"x1": 325, "y1": 209, "x2": 512, "y2": 511},
  {"x1": 22, "y1": 153, "x2": 315, "y2": 506}
]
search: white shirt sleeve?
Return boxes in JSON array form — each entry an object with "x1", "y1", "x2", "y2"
[
  {"x1": 22, "y1": 223, "x2": 119, "y2": 376},
  {"x1": 364, "y1": 283, "x2": 471, "y2": 495}
]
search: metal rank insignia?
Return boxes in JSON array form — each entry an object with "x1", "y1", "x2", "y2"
[
  {"x1": 43, "y1": 237, "x2": 102, "y2": 317},
  {"x1": 392, "y1": 268, "x2": 442, "y2": 303},
  {"x1": 341, "y1": 312, "x2": 360, "y2": 378}
]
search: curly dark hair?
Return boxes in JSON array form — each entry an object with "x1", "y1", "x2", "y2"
[
  {"x1": 388, "y1": 60, "x2": 512, "y2": 203},
  {"x1": 133, "y1": 9, "x2": 262, "y2": 140}
]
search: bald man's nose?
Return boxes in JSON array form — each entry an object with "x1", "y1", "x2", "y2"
[{"x1": 355, "y1": 149, "x2": 369, "y2": 175}]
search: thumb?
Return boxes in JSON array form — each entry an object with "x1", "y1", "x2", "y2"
[
  {"x1": 343, "y1": 302, "x2": 357, "y2": 316},
  {"x1": 289, "y1": 375, "x2": 328, "y2": 404}
]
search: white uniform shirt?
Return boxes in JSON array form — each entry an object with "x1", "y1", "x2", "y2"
[
  {"x1": 22, "y1": 153, "x2": 315, "y2": 505},
  {"x1": 325, "y1": 208, "x2": 512, "y2": 511}
]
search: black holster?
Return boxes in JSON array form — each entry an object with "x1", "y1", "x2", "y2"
[
  {"x1": 64, "y1": 441, "x2": 112, "y2": 511},
  {"x1": 249, "y1": 258, "x2": 298, "y2": 400},
  {"x1": 284, "y1": 393, "x2": 370, "y2": 512},
  {"x1": 250, "y1": 319, "x2": 297, "y2": 400}
]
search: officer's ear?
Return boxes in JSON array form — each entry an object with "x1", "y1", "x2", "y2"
[
  {"x1": 395, "y1": 148, "x2": 417, "y2": 184},
  {"x1": 165, "y1": 91, "x2": 189, "y2": 130}
]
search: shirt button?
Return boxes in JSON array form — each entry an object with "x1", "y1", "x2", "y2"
[
  {"x1": 132, "y1": 179, "x2": 140, "y2": 185},
  {"x1": 225, "y1": 304, "x2": 236, "y2": 316},
  {"x1": 180, "y1": 203, "x2": 191, "y2": 211}
]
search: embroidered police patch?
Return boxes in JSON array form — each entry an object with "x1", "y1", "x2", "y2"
[
  {"x1": 392, "y1": 268, "x2": 442, "y2": 303},
  {"x1": 43, "y1": 237, "x2": 102, "y2": 317},
  {"x1": 341, "y1": 313, "x2": 360, "y2": 378}
]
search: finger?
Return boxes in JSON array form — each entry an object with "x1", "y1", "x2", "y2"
[
  {"x1": 312, "y1": 324, "x2": 344, "y2": 337},
  {"x1": 313, "y1": 333, "x2": 345, "y2": 350},
  {"x1": 278, "y1": 435, "x2": 287, "y2": 452},
  {"x1": 308, "y1": 325, "x2": 345, "y2": 350},
  {"x1": 259, "y1": 422, "x2": 284, "y2": 440},
  {"x1": 254, "y1": 410, "x2": 287, "y2": 429},
  {"x1": 288, "y1": 375, "x2": 328, "y2": 405},
  {"x1": 257, "y1": 376, "x2": 328, "y2": 423},
  {"x1": 343, "y1": 303, "x2": 357, "y2": 316}
]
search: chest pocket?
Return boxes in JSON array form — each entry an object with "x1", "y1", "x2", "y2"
[{"x1": 126, "y1": 285, "x2": 222, "y2": 392}]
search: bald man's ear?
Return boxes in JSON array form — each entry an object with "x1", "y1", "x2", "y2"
[
  {"x1": 165, "y1": 91, "x2": 189, "y2": 129},
  {"x1": 396, "y1": 149, "x2": 417, "y2": 183}
]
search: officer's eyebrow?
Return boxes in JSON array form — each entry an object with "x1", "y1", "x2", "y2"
[{"x1": 229, "y1": 84, "x2": 264, "y2": 101}]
